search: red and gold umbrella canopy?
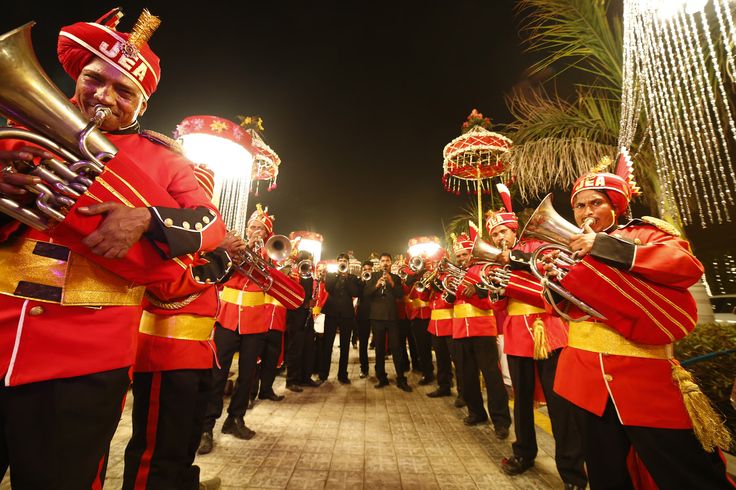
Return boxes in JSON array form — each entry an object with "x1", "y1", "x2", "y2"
[{"x1": 442, "y1": 110, "x2": 512, "y2": 227}]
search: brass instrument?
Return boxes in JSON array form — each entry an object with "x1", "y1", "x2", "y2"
[
  {"x1": 361, "y1": 270, "x2": 372, "y2": 281},
  {"x1": 409, "y1": 256, "x2": 424, "y2": 272},
  {"x1": 414, "y1": 267, "x2": 439, "y2": 293},
  {"x1": 234, "y1": 234, "x2": 292, "y2": 292},
  {"x1": 0, "y1": 23, "x2": 119, "y2": 230},
  {"x1": 436, "y1": 257, "x2": 466, "y2": 299},
  {"x1": 519, "y1": 193, "x2": 605, "y2": 321},
  {"x1": 297, "y1": 259, "x2": 313, "y2": 279},
  {"x1": 337, "y1": 262, "x2": 349, "y2": 274},
  {"x1": 469, "y1": 234, "x2": 510, "y2": 292}
]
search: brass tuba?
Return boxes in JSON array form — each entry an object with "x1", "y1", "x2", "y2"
[
  {"x1": 519, "y1": 194, "x2": 605, "y2": 321},
  {"x1": 0, "y1": 23, "x2": 117, "y2": 230},
  {"x1": 469, "y1": 235, "x2": 510, "y2": 292}
]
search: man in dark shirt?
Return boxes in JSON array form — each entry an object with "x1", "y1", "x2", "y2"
[
  {"x1": 285, "y1": 251, "x2": 319, "y2": 391},
  {"x1": 356, "y1": 260, "x2": 374, "y2": 378},
  {"x1": 365, "y1": 253, "x2": 412, "y2": 392},
  {"x1": 319, "y1": 253, "x2": 360, "y2": 383}
]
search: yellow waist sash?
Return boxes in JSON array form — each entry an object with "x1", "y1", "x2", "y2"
[
  {"x1": 453, "y1": 303, "x2": 493, "y2": 319},
  {"x1": 430, "y1": 308, "x2": 453, "y2": 320},
  {"x1": 139, "y1": 310, "x2": 215, "y2": 341},
  {"x1": 221, "y1": 287, "x2": 282, "y2": 307},
  {"x1": 412, "y1": 299, "x2": 430, "y2": 309},
  {"x1": 0, "y1": 237, "x2": 144, "y2": 306},
  {"x1": 507, "y1": 298, "x2": 546, "y2": 316},
  {"x1": 569, "y1": 321, "x2": 673, "y2": 360}
]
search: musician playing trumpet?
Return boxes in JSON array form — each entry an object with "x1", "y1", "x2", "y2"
[
  {"x1": 449, "y1": 231, "x2": 511, "y2": 439},
  {"x1": 484, "y1": 183, "x2": 586, "y2": 488},
  {"x1": 543, "y1": 155, "x2": 734, "y2": 489}
]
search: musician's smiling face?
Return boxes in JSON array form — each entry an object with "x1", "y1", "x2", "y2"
[
  {"x1": 246, "y1": 220, "x2": 268, "y2": 244},
  {"x1": 74, "y1": 57, "x2": 147, "y2": 131}
]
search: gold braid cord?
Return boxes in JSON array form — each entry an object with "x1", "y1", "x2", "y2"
[{"x1": 144, "y1": 290, "x2": 203, "y2": 310}]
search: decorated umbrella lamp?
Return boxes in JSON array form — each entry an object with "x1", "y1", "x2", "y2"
[
  {"x1": 442, "y1": 110, "x2": 512, "y2": 228},
  {"x1": 175, "y1": 115, "x2": 254, "y2": 236},
  {"x1": 289, "y1": 230, "x2": 324, "y2": 264},
  {"x1": 238, "y1": 116, "x2": 281, "y2": 197},
  {"x1": 407, "y1": 235, "x2": 442, "y2": 259}
]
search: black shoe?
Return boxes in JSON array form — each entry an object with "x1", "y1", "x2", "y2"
[
  {"x1": 454, "y1": 397, "x2": 466, "y2": 408},
  {"x1": 427, "y1": 389, "x2": 451, "y2": 398},
  {"x1": 301, "y1": 378, "x2": 320, "y2": 388},
  {"x1": 197, "y1": 430, "x2": 213, "y2": 455},
  {"x1": 338, "y1": 377, "x2": 351, "y2": 385},
  {"x1": 359, "y1": 371, "x2": 368, "y2": 379},
  {"x1": 258, "y1": 392, "x2": 285, "y2": 401},
  {"x1": 463, "y1": 414, "x2": 488, "y2": 426},
  {"x1": 221, "y1": 416, "x2": 256, "y2": 440},
  {"x1": 418, "y1": 375, "x2": 435, "y2": 386},
  {"x1": 495, "y1": 426, "x2": 510, "y2": 440},
  {"x1": 286, "y1": 383, "x2": 303, "y2": 392},
  {"x1": 375, "y1": 379, "x2": 389, "y2": 389},
  {"x1": 501, "y1": 455, "x2": 534, "y2": 476},
  {"x1": 396, "y1": 380, "x2": 413, "y2": 392}
]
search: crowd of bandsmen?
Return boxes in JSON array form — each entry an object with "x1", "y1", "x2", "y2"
[{"x1": 0, "y1": 6, "x2": 734, "y2": 490}]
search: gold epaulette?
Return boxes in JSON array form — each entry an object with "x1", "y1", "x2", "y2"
[
  {"x1": 141, "y1": 129, "x2": 184, "y2": 154},
  {"x1": 640, "y1": 216, "x2": 681, "y2": 237}
]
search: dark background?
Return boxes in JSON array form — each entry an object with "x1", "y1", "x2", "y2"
[{"x1": 3, "y1": 0, "x2": 535, "y2": 261}]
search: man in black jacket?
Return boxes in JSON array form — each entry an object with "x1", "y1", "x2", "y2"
[
  {"x1": 319, "y1": 253, "x2": 360, "y2": 383},
  {"x1": 365, "y1": 253, "x2": 412, "y2": 392},
  {"x1": 285, "y1": 251, "x2": 319, "y2": 392},
  {"x1": 356, "y1": 260, "x2": 374, "y2": 378}
]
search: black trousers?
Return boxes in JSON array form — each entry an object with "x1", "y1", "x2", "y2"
[
  {"x1": 286, "y1": 308, "x2": 316, "y2": 385},
  {"x1": 431, "y1": 334, "x2": 453, "y2": 391},
  {"x1": 397, "y1": 319, "x2": 416, "y2": 371},
  {"x1": 507, "y1": 350, "x2": 586, "y2": 487},
  {"x1": 123, "y1": 369, "x2": 211, "y2": 490},
  {"x1": 576, "y1": 399, "x2": 734, "y2": 490},
  {"x1": 457, "y1": 336, "x2": 511, "y2": 430},
  {"x1": 256, "y1": 329, "x2": 283, "y2": 397},
  {"x1": 0, "y1": 367, "x2": 129, "y2": 489},
  {"x1": 357, "y1": 314, "x2": 371, "y2": 374},
  {"x1": 372, "y1": 319, "x2": 406, "y2": 382},
  {"x1": 203, "y1": 324, "x2": 267, "y2": 431},
  {"x1": 320, "y1": 315, "x2": 354, "y2": 380},
  {"x1": 410, "y1": 318, "x2": 434, "y2": 377}
]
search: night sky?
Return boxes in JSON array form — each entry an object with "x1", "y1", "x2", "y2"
[{"x1": 4, "y1": 1, "x2": 535, "y2": 261}]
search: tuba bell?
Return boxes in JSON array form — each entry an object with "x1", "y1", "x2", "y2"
[
  {"x1": 0, "y1": 23, "x2": 119, "y2": 230},
  {"x1": 519, "y1": 194, "x2": 605, "y2": 321}
]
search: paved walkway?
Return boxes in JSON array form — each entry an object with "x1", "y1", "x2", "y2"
[{"x1": 103, "y1": 346, "x2": 565, "y2": 489}]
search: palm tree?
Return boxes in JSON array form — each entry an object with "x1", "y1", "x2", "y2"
[{"x1": 504, "y1": 0, "x2": 665, "y2": 217}]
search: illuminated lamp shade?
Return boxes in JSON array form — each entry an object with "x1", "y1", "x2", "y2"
[
  {"x1": 323, "y1": 260, "x2": 338, "y2": 273},
  {"x1": 407, "y1": 236, "x2": 442, "y2": 259},
  {"x1": 175, "y1": 115, "x2": 254, "y2": 236},
  {"x1": 289, "y1": 230, "x2": 324, "y2": 264}
]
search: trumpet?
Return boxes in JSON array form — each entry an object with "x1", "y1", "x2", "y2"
[
  {"x1": 519, "y1": 194, "x2": 605, "y2": 321},
  {"x1": 337, "y1": 262, "x2": 349, "y2": 274},
  {"x1": 409, "y1": 256, "x2": 424, "y2": 272},
  {"x1": 414, "y1": 267, "x2": 439, "y2": 293},
  {"x1": 361, "y1": 270, "x2": 373, "y2": 281},
  {"x1": 234, "y1": 234, "x2": 292, "y2": 292},
  {"x1": 297, "y1": 259, "x2": 313, "y2": 279},
  {"x1": 436, "y1": 257, "x2": 467, "y2": 298}
]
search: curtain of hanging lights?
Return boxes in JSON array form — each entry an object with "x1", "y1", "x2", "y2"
[{"x1": 619, "y1": 0, "x2": 736, "y2": 226}]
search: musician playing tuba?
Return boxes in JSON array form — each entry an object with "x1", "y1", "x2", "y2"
[
  {"x1": 0, "y1": 9, "x2": 228, "y2": 488},
  {"x1": 544, "y1": 153, "x2": 733, "y2": 489},
  {"x1": 484, "y1": 182, "x2": 586, "y2": 489}
]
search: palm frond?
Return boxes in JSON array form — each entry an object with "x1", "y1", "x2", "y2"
[{"x1": 517, "y1": 0, "x2": 623, "y2": 95}]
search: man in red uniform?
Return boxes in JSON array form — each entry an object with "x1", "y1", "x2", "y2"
[
  {"x1": 547, "y1": 156, "x2": 734, "y2": 489},
  {"x1": 450, "y1": 232, "x2": 511, "y2": 438},
  {"x1": 0, "y1": 9, "x2": 226, "y2": 488},
  {"x1": 199, "y1": 205, "x2": 303, "y2": 454},
  {"x1": 123, "y1": 167, "x2": 241, "y2": 490},
  {"x1": 484, "y1": 200, "x2": 586, "y2": 489}
]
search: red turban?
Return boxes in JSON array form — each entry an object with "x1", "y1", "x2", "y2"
[
  {"x1": 485, "y1": 211, "x2": 519, "y2": 234},
  {"x1": 57, "y1": 10, "x2": 161, "y2": 99},
  {"x1": 570, "y1": 172, "x2": 631, "y2": 217},
  {"x1": 248, "y1": 204, "x2": 274, "y2": 236}
]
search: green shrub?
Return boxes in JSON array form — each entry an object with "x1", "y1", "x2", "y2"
[{"x1": 675, "y1": 323, "x2": 736, "y2": 452}]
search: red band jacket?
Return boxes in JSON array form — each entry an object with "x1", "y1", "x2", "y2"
[
  {"x1": 451, "y1": 263, "x2": 498, "y2": 339},
  {"x1": 552, "y1": 220, "x2": 704, "y2": 428},
  {"x1": 428, "y1": 289, "x2": 453, "y2": 337},
  {"x1": 0, "y1": 129, "x2": 225, "y2": 386},
  {"x1": 501, "y1": 240, "x2": 568, "y2": 358}
]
